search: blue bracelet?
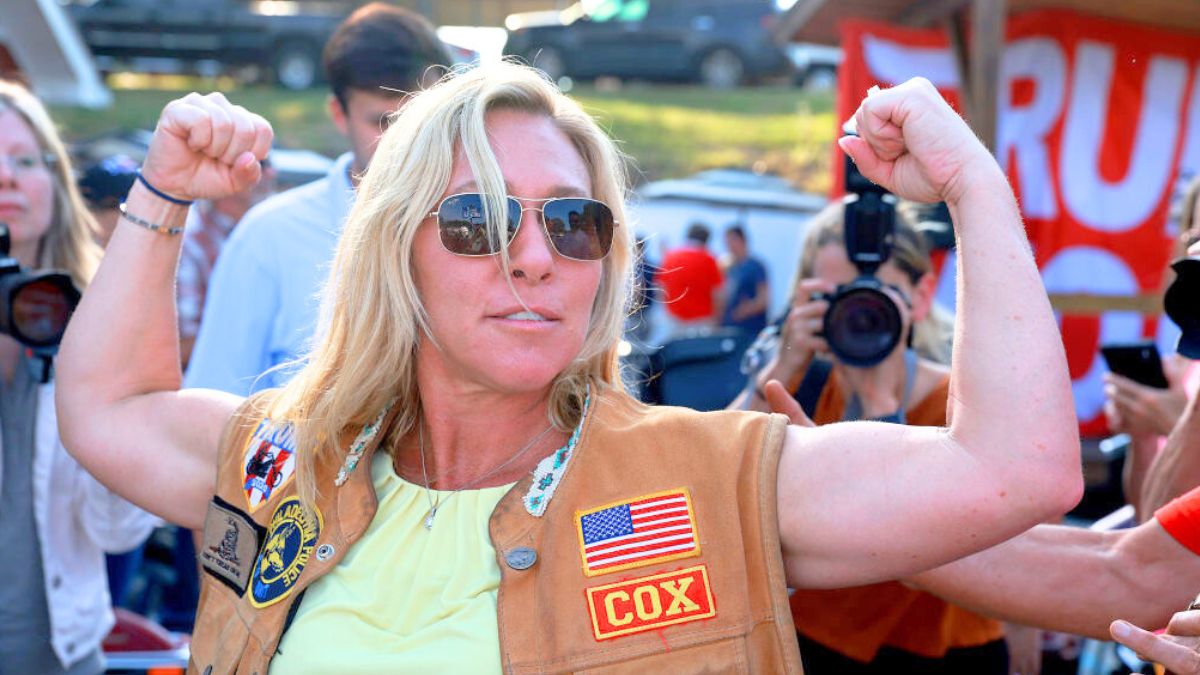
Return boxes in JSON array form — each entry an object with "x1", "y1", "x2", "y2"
[{"x1": 136, "y1": 171, "x2": 193, "y2": 206}]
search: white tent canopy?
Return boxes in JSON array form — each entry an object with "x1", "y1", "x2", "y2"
[{"x1": 0, "y1": 0, "x2": 110, "y2": 107}]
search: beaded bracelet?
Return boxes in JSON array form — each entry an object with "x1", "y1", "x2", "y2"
[
  {"x1": 119, "y1": 203, "x2": 185, "y2": 236},
  {"x1": 136, "y1": 170, "x2": 193, "y2": 206}
]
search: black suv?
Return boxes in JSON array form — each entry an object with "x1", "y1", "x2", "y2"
[
  {"x1": 503, "y1": 0, "x2": 793, "y2": 89},
  {"x1": 63, "y1": 0, "x2": 347, "y2": 89}
]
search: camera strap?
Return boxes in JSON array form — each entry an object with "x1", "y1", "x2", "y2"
[
  {"x1": 843, "y1": 349, "x2": 918, "y2": 424},
  {"x1": 792, "y1": 357, "x2": 832, "y2": 419}
]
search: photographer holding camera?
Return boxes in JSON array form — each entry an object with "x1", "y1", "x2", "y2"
[
  {"x1": 732, "y1": 167, "x2": 1013, "y2": 672},
  {"x1": 0, "y1": 79, "x2": 157, "y2": 675}
]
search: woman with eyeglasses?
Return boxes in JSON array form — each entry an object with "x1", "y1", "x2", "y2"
[
  {"x1": 57, "y1": 64, "x2": 1082, "y2": 673},
  {"x1": 0, "y1": 79, "x2": 158, "y2": 675}
]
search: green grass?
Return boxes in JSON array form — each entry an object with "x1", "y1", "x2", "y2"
[
  {"x1": 49, "y1": 78, "x2": 836, "y2": 192},
  {"x1": 572, "y1": 83, "x2": 835, "y2": 192}
]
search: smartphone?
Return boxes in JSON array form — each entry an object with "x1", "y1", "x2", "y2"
[{"x1": 1100, "y1": 340, "x2": 1169, "y2": 389}]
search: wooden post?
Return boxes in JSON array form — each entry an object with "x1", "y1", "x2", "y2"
[
  {"x1": 969, "y1": 0, "x2": 1005, "y2": 151},
  {"x1": 945, "y1": 9, "x2": 974, "y2": 124},
  {"x1": 903, "y1": 0, "x2": 970, "y2": 28}
]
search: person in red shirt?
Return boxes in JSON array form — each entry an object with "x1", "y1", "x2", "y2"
[{"x1": 656, "y1": 222, "x2": 723, "y2": 332}]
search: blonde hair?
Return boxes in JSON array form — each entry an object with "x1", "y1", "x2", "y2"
[
  {"x1": 796, "y1": 200, "x2": 954, "y2": 364},
  {"x1": 1180, "y1": 175, "x2": 1200, "y2": 243},
  {"x1": 271, "y1": 62, "x2": 634, "y2": 506},
  {"x1": 0, "y1": 79, "x2": 102, "y2": 288}
]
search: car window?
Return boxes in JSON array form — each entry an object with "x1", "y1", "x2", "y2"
[{"x1": 584, "y1": 0, "x2": 649, "y2": 23}]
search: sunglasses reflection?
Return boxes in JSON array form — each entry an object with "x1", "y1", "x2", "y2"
[{"x1": 436, "y1": 193, "x2": 615, "y2": 261}]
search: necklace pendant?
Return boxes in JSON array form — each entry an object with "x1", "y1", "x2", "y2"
[{"x1": 423, "y1": 506, "x2": 437, "y2": 530}]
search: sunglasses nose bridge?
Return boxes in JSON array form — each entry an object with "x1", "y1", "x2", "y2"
[
  {"x1": 504, "y1": 199, "x2": 556, "y2": 259},
  {"x1": 514, "y1": 203, "x2": 546, "y2": 223},
  {"x1": 513, "y1": 203, "x2": 554, "y2": 249}
]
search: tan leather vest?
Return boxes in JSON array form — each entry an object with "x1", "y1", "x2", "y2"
[{"x1": 188, "y1": 388, "x2": 803, "y2": 674}]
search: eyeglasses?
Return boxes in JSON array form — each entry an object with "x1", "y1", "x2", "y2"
[
  {"x1": 428, "y1": 192, "x2": 618, "y2": 261},
  {"x1": 0, "y1": 152, "x2": 55, "y2": 176}
]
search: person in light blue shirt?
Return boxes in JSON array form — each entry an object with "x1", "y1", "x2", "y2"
[
  {"x1": 184, "y1": 3, "x2": 449, "y2": 395},
  {"x1": 184, "y1": 152, "x2": 355, "y2": 393}
]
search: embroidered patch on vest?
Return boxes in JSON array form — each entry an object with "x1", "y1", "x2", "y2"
[
  {"x1": 249, "y1": 496, "x2": 322, "y2": 609},
  {"x1": 242, "y1": 417, "x2": 297, "y2": 512},
  {"x1": 585, "y1": 564, "x2": 716, "y2": 641},
  {"x1": 576, "y1": 487, "x2": 700, "y2": 577},
  {"x1": 200, "y1": 496, "x2": 266, "y2": 595}
]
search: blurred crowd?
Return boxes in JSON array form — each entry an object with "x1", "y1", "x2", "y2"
[{"x1": 2, "y1": 2, "x2": 1200, "y2": 675}]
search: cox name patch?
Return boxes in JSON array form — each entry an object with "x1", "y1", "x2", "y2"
[{"x1": 585, "y1": 564, "x2": 716, "y2": 641}]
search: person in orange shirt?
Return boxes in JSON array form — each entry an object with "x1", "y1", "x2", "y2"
[
  {"x1": 656, "y1": 222, "x2": 723, "y2": 333},
  {"x1": 736, "y1": 203, "x2": 1008, "y2": 674}
]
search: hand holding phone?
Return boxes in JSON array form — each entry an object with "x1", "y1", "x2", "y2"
[
  {"x1": 1101, "y1": 341, "x2": 1169, "y2": 389},
  {"x1": 1102, "y1": 341, "x2": 1187, "y2": 437}
]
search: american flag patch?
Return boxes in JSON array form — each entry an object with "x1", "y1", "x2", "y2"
[{"x1": 576, "y1": 488, "x2": 700, "y2": 577}]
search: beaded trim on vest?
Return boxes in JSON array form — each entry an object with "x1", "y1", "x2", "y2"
[
  {"x1": 334, "y1": 399, "x2": 397, "y2": 487},
  {"x1": 523, "y1": 388, "x2": 590, "y2": 517},
  {"x1": 332, "y1": 388, "x2": 590, "y2": 506}
]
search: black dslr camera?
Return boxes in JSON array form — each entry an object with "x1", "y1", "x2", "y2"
[
  {"x1": 0, "y1": 223, "x2": 80, "y2": 351},
  {"x1": 813, "y1": 139, "x2": 902, "y2": 368},
  {"x1": 1165, "y1": 255, "x2": 1200, "y2": 359}
]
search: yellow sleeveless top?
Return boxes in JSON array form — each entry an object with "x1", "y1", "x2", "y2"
[{"x1": 269, "y1": 452, "x2": 513, "y2": 674}]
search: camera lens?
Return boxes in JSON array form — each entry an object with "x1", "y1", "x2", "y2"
[
  {"x1": 824, "y1": 284, "x2": 903, "y2": 367},
  {"x1": 4, "y1": 274, "x2": 80, "y2": 347}
]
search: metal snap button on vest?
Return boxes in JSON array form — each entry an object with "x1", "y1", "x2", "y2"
[
  {"x1": 505, "y1": 547, "x2": 537, "y2": 570},
  {"x1": 316, "y1": 544, "x2": 335, "y2": 561}
]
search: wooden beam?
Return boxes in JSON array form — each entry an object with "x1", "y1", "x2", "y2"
[
  {"x1": 969, "y1": 0, "x2": 1005, "y2": 151},
  {"x1": 1009, "y1": 0, "x2": 1200, "y2": 35},
  {"x1": 771, "y1": 0, "x2": 832, "y2": 45},
  {"x1": 1048, "y1": 293, "x2": 1163, "y2": 315},
  {"x1": 901, "y1": 0, "x2": 972, "y2": 28}
]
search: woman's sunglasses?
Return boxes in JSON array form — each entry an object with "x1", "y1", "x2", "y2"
[{"x1": 429, "y1": 192, "x2": 618, "y2": 261}]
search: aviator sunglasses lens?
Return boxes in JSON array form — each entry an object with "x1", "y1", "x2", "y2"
[
  {"x1": 437, "y1": 194, "x2": 520, "y2": 255},
  {"x1": 437, "y1": 193, "x2": 614, "y2": 260},
  {"x1": 543, "y1": 198, "x2": 614, "y2": 261}
]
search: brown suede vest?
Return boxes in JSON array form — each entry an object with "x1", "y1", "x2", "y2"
[{"x1": 188, "y1": 388, "x2": 803, "y2": 674}]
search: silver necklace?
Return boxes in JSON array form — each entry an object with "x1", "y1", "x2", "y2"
[{"x1": 417, "y1": 420, "x2": 555, "y2": 530}]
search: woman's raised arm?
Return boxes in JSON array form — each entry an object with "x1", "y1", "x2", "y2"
[
  {"x1": 57, "y1": 93, "x2": 272, "y2": 529},
  {"x1": 776, "y1": 78, "x2": 1083, "y2": 588}
]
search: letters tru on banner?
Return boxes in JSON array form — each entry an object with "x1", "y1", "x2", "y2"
[{"x1": 836, "y1": 9, "x2": 1200, "y2": 434}]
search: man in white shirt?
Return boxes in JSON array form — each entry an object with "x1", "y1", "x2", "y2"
[{"x1": 185, "y1": 3, "x2": 449, "y2": 394}]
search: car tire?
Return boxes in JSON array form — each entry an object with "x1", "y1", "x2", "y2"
[
  {"x1": 798, "y1": 65, "x2": 837, "y2": 91},
  {"x1": 529, "y1": 46, "x2": 567, "y2": 82},
  {"x1": 273, "y1": 40, "x2": 320, "y2": 90},
  {"x1": 699, "y1": 48, "x2": 745, "y2": 89}
]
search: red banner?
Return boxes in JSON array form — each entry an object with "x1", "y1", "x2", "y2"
[{"x1": 836, "y1": 9, "x2": 1200, "y2": 434}]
